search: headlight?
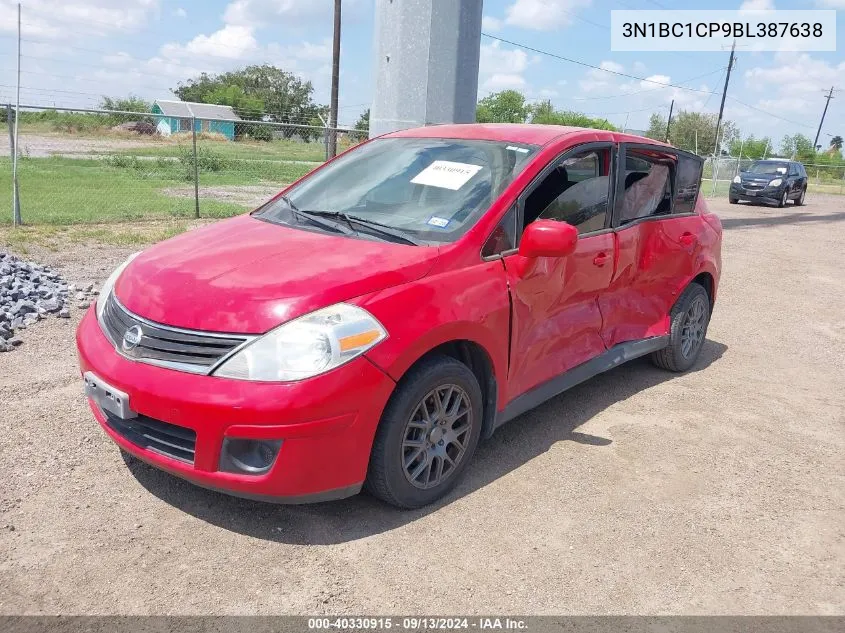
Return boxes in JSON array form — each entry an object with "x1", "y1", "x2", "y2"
[
  {"x1": 769, "y1": 178, "x2": 782, "y2": 187},
  {"x1": 213, "y1": 303, "x2": 387, "y2": 382},
  {"x1": 96, "y1": 252, "x2": 141, "y2": 321},
  {"x1": 732, "y1": 175, "x2": 741, "y2": 184}
]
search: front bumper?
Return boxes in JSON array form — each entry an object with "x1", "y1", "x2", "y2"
[
  {"x1": 75, "y1": 308, "x2": 396, "y2": 502},
  {"x1": 729, "y1": 182, "x2": 785, "y2": 203}
]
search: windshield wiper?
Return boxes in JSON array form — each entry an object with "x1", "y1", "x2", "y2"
[
  {"x1": 278, "y1": 197, "x2": 352, "y2": 235},
  {"x1": 343, "y1": 215, "x2": 422, "y2": 246}
]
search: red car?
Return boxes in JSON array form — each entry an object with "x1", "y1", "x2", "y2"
[{"x1": 76, "y1": 124, "x2": 722, "y2": 508}]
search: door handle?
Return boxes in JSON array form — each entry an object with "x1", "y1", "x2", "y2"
[
  {"x1": 679, "y1": 232, "x2": 696, "y2": 246},
  {"x1": 593, "y1": 252, "x2": 609, "y2": 267}
]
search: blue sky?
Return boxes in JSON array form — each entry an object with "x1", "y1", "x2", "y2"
[{"x1": 0, "y1": 0, "x2": 843, "y2": 149}]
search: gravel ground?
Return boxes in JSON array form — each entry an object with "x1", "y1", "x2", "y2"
[
  {"x1": 1, "y1": 134, "x2": 162, "y2": 158},
  {"x1": 1, "y1": 195, "x2": 843, "y2": 615}
]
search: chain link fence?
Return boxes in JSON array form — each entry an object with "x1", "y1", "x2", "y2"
[
  {"x1": 702, "y1": 155, "x2": 845, "y2": 199},
  {"x1": 2, "y1": 105, "x2": 367, "y2": 226}
]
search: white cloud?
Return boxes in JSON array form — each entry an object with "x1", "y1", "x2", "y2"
[
  {"x1": 479, "y1": 40, "x2": 531, "y2": 77},
  {"x1": 642, "y1": 74, "x2": 671, "y2": 87},
  {"x1": 482, "y1": 74, "x2": 527, "y2": 92},
  {"x1": 174, "y1": 7, "x2": 187, "y2": 18},
  {"x1": 0, "y1": 0, "x2": 159, "y2": 37},
  {"x1": 161, "y1": 24, "x2": 258, "y2": 60},
  {"x1": 223, "y1": 0, "x2": 365, "y2": 27},
  {"x1": 739, "y1": 0, "x2": 775, "y2": 9},
  {"x1": 745, "y1": 53, "x2": 845, "y2": 100},
  {"x1": 481, "y1": 15, "x2": 503, "y2": 31},
  {"x1": 504, "y1": 0, "x2": 593, "y2": 31},
  {"x1": 478, "y1": 40, "x2": 540, "y2": 95}
]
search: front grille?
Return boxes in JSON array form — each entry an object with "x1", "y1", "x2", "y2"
[
  {"x1": 103, "y1": 409, "x2": 197, "y2": 464},
  {"x1": 742, "y1": 182, "x2": 766, "y2": 190},
  {"x1": 100, "y1": 293, "x2": 251, "y2": 373}
]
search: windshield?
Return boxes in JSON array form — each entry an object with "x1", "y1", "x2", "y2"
[
  {"x1": 745, "y1": 161, "x2": 788, "y2": 175},
  {"x1": 254, "y1": 137, "x2": 538, "y2": 244}
]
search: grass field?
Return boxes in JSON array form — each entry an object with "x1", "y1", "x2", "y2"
[{"x1": 0, "y1": 156, "x2": 313, "y2": 226}]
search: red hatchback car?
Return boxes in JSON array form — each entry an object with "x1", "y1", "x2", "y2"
[{"x1": 76, "y1": 124, "x2": 722, "y2": 508}]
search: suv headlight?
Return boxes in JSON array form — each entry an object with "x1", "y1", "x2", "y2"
[
  {"x1": 732, "y1": 175, "x2": 741, "y2": 184},
  {"x1": 769, "y1": 178, "x2": 782, "y2": 187},
  {"x1": 213, "y1": 303, "x2": 387, "y2": 382},
  {"x1": 96, "y1": 252, "x2": 141, "y2": 321}
]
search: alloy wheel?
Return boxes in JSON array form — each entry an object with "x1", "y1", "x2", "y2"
[
  {"x1": 401, "y1": 384, "x2": 473, "y2": 490},
  {"x1": 680, "y1": 296, "x2": 707, "y2": 359}
]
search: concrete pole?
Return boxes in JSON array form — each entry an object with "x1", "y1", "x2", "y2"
[{"x1": 369, "y1": 0, "x2": 483, "y2": 138}]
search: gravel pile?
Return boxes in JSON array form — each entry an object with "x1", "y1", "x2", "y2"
[{"x1": 0, "y1": 252, "x2": 98, "y2": 352}]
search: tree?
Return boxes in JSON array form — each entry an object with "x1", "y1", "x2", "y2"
[
  {"x1": 780, "y1": 134, "x2": 815, "y2": 161},
  {"x1": 203, "y1": 85, "x2": 265, "y2": 120},
  {"x1": 645, "y1": 109, "x2": 737, "y2": 155},
  {"x1": 529, "y1": 101, "x2": 616, "y2": 130},
  {"x1": 830, "y1": 135, "x2": 843, "y2": 151},
  {"x1": 728, "y1": 135, "x2": 772, "y2": 160},
  {"x1": 476, "y1": 90, "x2": 528, "y2": 123},
  {"x1": 99, "y1": 95, "x2": 151, "y2": 113},
  {"x1": 645, "y1": 113, "x2": 667, "y2": 141},
  {"x1": 174, "y1": 65, "x2": 320, "y2": 127},
  {"x1": 354, "y1": 108, "x2": 370, "y2": 133}
]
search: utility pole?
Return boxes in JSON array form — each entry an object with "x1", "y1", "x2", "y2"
[
  {"x1": 665, "y1": 99, "x2": 674, "y2": 142},
  {"x1": 713, "y1": 40, "x2": 736, "y2": 157},
  {"x1": 813, "y1": 86, "x2": 835, "y2": 149},
  {"x1": 12, "y1": 2, "x2": 21, "y2": 225},
  {"x1": 328, "y1": 0, "x2": 341, "y2": 158}
]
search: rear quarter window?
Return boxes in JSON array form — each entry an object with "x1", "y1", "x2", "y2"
[{"x1": 673, "y1": 154, "x2": 703, "y2": 214}]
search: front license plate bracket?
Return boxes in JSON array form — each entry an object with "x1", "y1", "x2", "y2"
[{"x1": 83, "y1": 371, "x2": 137, "y2": 420}]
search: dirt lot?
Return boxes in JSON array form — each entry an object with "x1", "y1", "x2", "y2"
[{"x1": 1, "y1": 195, "x2": 843, "y2": 615}]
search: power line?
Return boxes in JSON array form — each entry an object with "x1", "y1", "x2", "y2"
[
  {"x1": 570, "y1": 67, "x2": 725, "y2": 101},
  {"x1": 481, "y1": 33, "x2": 719, "y2": 96}
]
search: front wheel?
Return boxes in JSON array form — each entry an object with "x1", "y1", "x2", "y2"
[
  {"x1": 777, "y1": 189, "x2": 788, "y2": 208},
  {"x1": 728, "y1": 196, "x2": 738, "y2": 204},
  {"x1": 651, "y1": 283, "x2": 710, "y2": 373},
  {"x1": 366, "y1": 355, "x2": 483, "y2": 509}
]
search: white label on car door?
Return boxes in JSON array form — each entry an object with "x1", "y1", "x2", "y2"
[{"x1": 411, "y1": 161, "x2": 483, "y2": 190}]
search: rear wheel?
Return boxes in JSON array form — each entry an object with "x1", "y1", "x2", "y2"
[
  {"x1": 366, "y1": 355, "x2": 483, "y2": 509},
  {"x1": 651, "y1": 283, "x2": 710, "y2": 373},
  {"x1": 794, "y1": 187, "x2": 806, "y2": 206}
]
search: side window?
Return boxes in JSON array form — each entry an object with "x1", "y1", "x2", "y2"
[
  {"x1": 618, "y1": 150, "x2": 672, "y2": 225},
  {"x1": 481, "y1": 207, "x2": 517, "y2": 257},
  {"x1": 522, "y1": 149, "x2": 610, "y2": 234},
  {"x1": 788, "y1": 163, "x2": 798, "y2": 176},
  {"x1": 673, "y1": 153, "x2": 703, "y2": 214}
]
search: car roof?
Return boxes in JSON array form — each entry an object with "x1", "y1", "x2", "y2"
[{"x1": 382, "y1": 123, "x2": 671, "y2": 149}]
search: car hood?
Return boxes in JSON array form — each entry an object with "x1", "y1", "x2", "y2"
[{"x1": 114, "y1": 215, "x2": 440, "y2": 333}]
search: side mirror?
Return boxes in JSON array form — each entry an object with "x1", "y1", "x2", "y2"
[{"x1": 519, "y1": 220, "x2": 578, "y2": 258}]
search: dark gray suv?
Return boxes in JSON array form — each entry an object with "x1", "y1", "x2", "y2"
[{"x1": 729, "y1": 160, "x2": 808, "y2": 207}]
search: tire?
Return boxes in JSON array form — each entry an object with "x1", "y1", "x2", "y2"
[
  {"x1": 366, "y1": 355, "x2": 483, "y2": 509},
  {"x1": 777, "y1": 189, "x2": 788, "y2": 208},
  {"x1": 728, "y1": 197, "x2": 738, "y2": 204},
  {"x1": 650, "y1": 283, "x2": 710, "y2": 373},
  {"x1": 793, "y1": 187, "x2": 806, "y2": 206}
]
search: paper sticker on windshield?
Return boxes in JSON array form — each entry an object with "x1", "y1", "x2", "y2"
[
  {"x1": 777, "y1": 167, "x2": 787, "y2": 174},
  {"x1": 506, "y1": 145, "x2": 530, "y2": 154},
  {"x1": 411, "y1": 161, "x2": 483, "y2": 190},
  {"x1": 427, "y1": 216, "x2": 450, "y2": 228}
]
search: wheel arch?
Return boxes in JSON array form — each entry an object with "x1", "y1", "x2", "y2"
[{"x1": 380, "y1": 338, "x2": 500, "y2": 442}]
